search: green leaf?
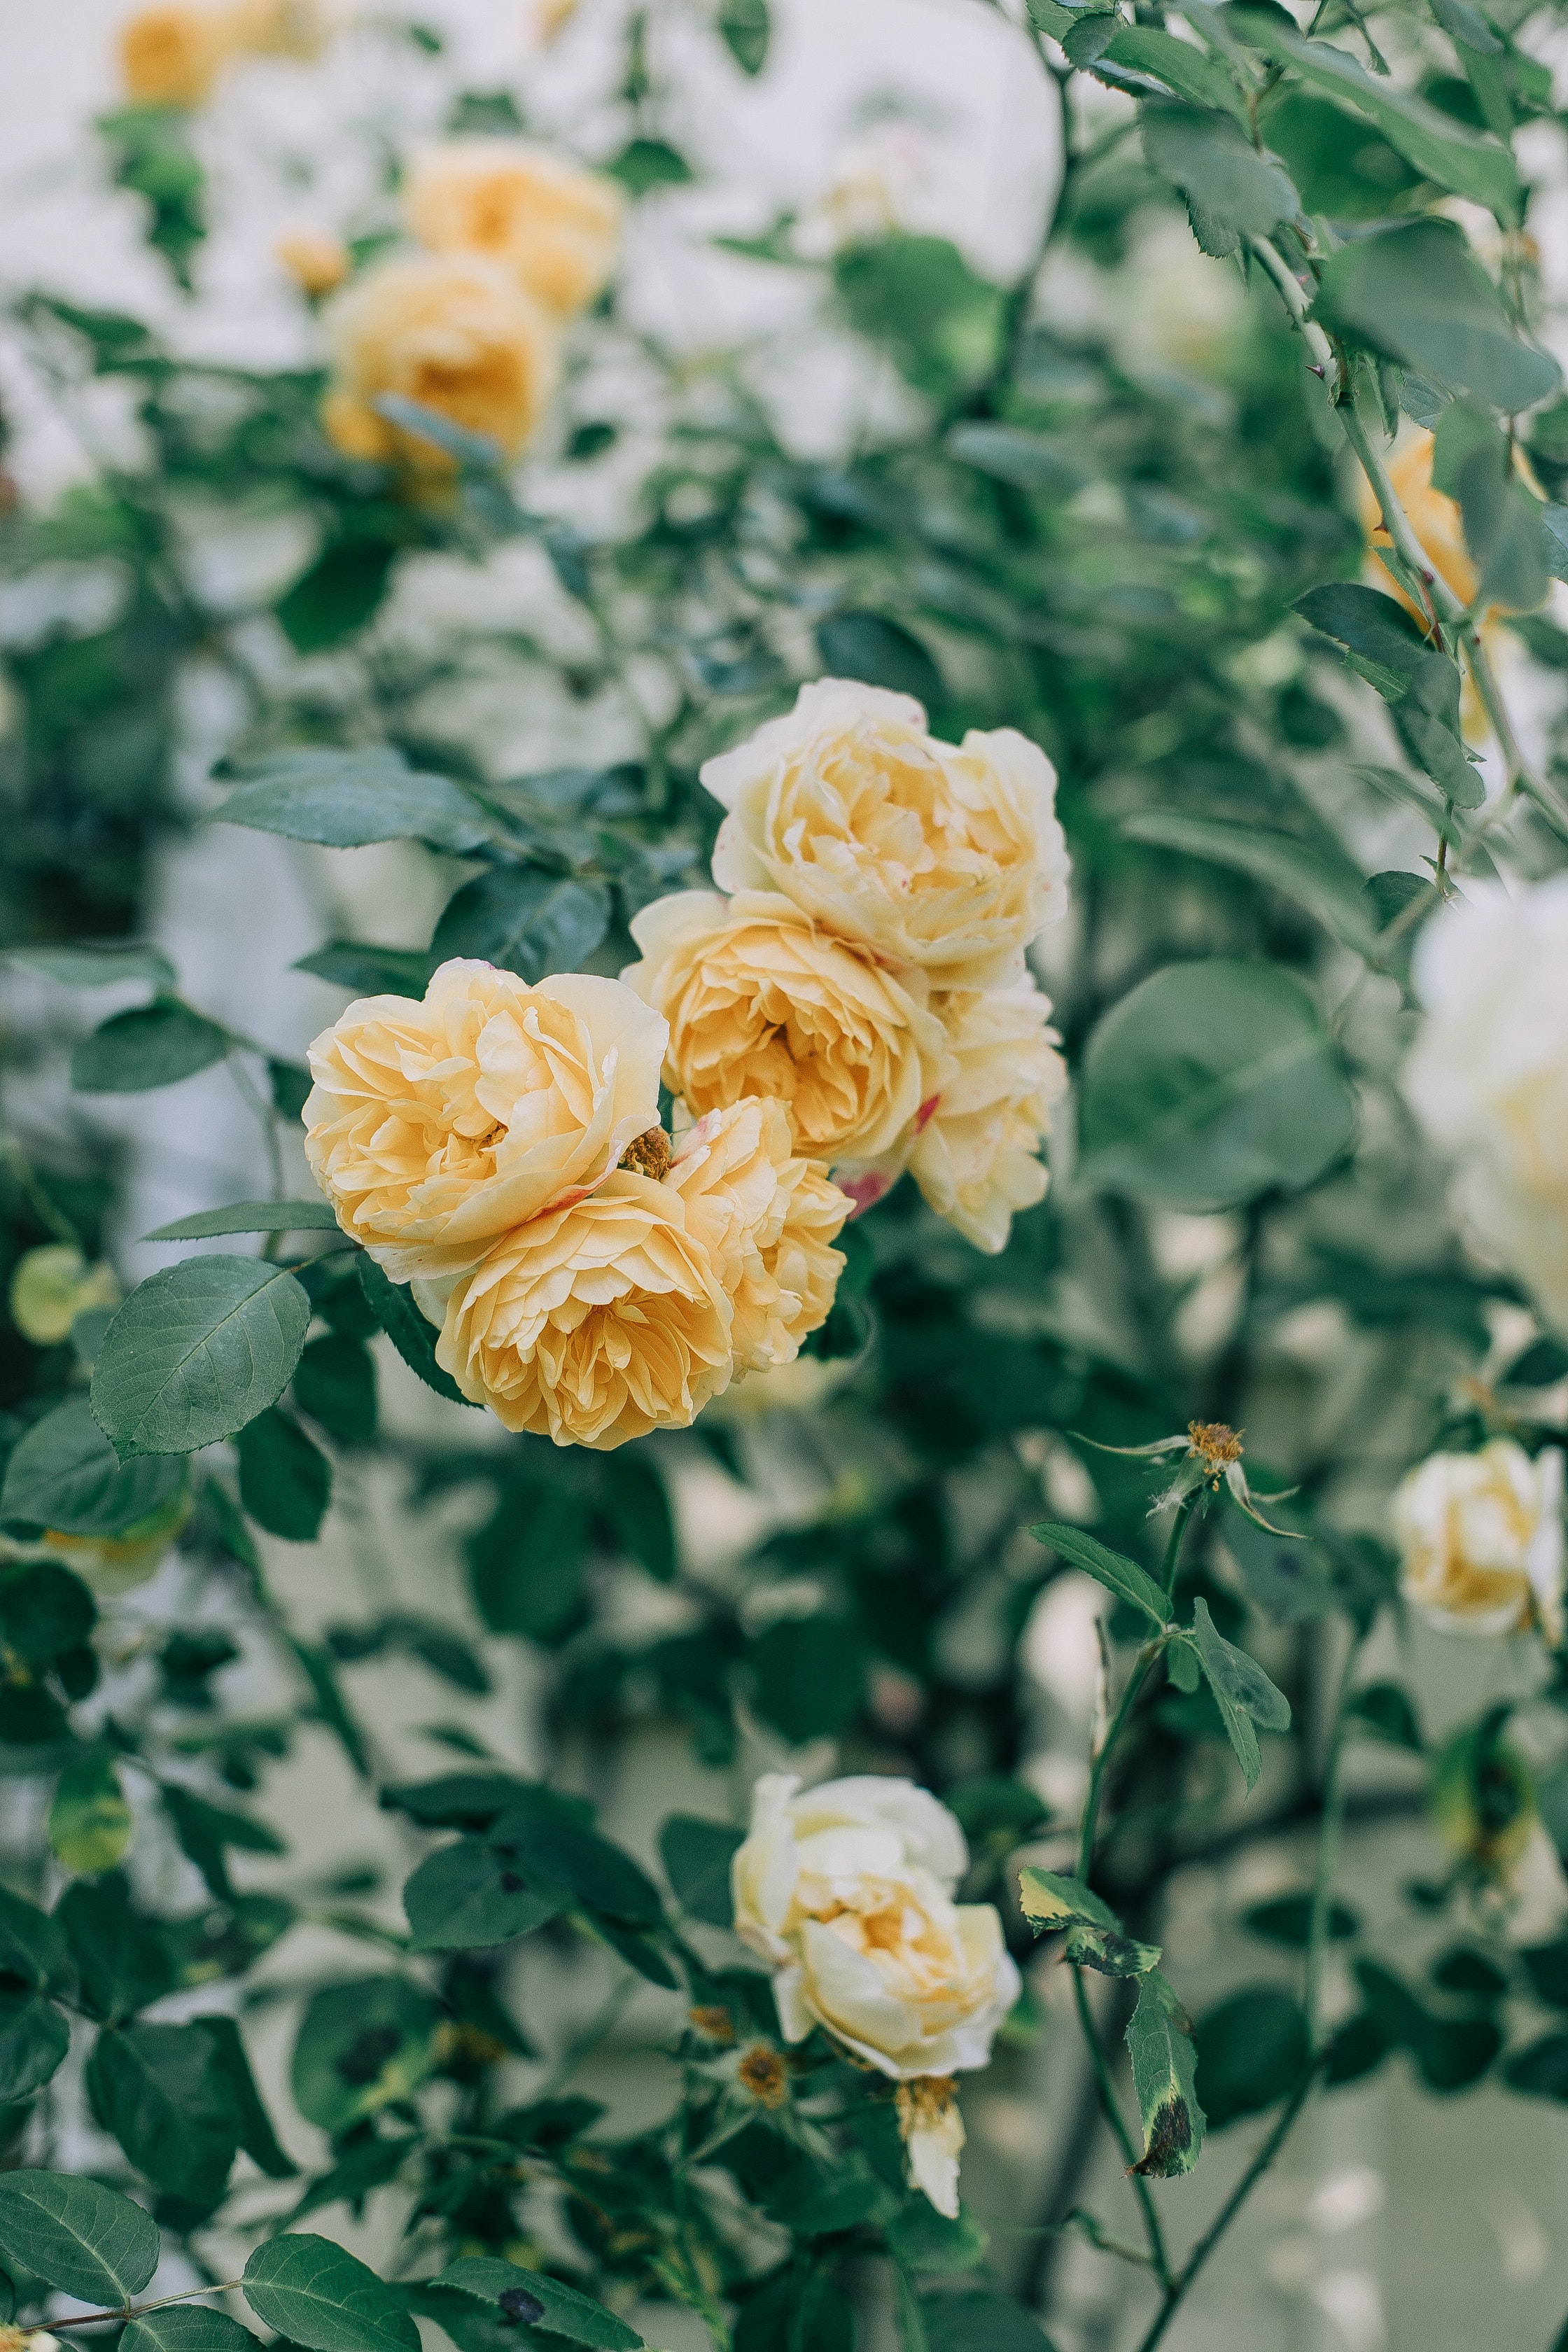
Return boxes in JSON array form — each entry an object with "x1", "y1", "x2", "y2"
[
  {"x1": 193, "y1": 2015, "x2": 297, "y2": 2178},
  {"x1": 1228, "y1": 11, "x2": 1522, "y2": 220},
  {"x1": 0, "y1": 1562, "x2": 93, "y2": 1668},
  {"x1": 605, "y1": 138, "x2": 693, "y2": 195},
  {"x1": 0, "y1": 1884, "x2": 71, "y2": 1993},
  {"x1": 284, "y1": 2135, "x2": 414, "y2": 2227},
  {"x1": 431, "y1": 2256, "x2": 644, "y2": 2350},
  {"x1": 1119, "y1": 811, "x2": 1380, "y2": 960},
  {"x1": 162, "y1": 1786, "x2": 286, "y2": 1904},
  {"x1": 0, "y1": 2169, "x2": 160, "y2": 2302},
  {"x1": 1502, "y1": 2034, "x2": 1568, "y2": 2101},
  {"x1": 402, "y1": 1836, "x2": 571, "y2": 1952},
  {"x1": 944, "y1": 424, "x2": 1086, "y2": 498},
  {"x1": 91, "y1": 1256, "x2": 312, "y2": 1458},
  {"x1": 1102, "y1": 24, "x2": 1248, "y2": 118},
  {"x1": 237, "y1": 1407, "x2": 331, "y2": 1541},
  {"x1": 465, "y1": 1480, "x2": 587, "y2": 1640},
  {"x1": 71, "y1": 1001, "x2": 230, "y2": 1094},
  {"x1": 1193, "y1": 1987, "x2": 1310, "y2": 2128},
  {"x1": 717, "y1": 0, "x2": 769, "y2": 74},
  {"x1": 357, "y1": 1256, "x2": 478, "y2": 1407},
  {"x1": 56, "y1": 1879, "x2": 174, "y2": 2021},
  {"x1": 218, "y1": 749, "x2": 491, "y2": 853},
  {"x1": 243, "y1": 2234, "x2": 420, "y2": 2352},
  {"x1": 274, "y1": 541, "x2": 397, "y2": 654},
  {"x1": 1259, "y1": 90, "x2": 1421, "y2": 216},
  {"x1": 1348, "y1": 1680, "x2": 1424, "y2": 1750},
  {"x1": 430, "y1": 869, "x2": 612, "y2": 980},
  {"x1": 923, "y1": 2293, "x2": 1058, "y2": 2352},
  {"x1": 143, "y1": 1200, "x2": 339, "y2": 1241},
  {"x1": 293, "y1": 941, "x2": 435, "y2": 1000},
  {"x1": 1077, "y1": 958, "x2": 1357, "y2": 1211},
  {"x1": 291, "y1": 1979, "x2": 442, "y2": 2134},
  {"x1": 1190, "y1": 1599, "x2": 1292, "y2": 1792},
  {"x1": 1452, "y1": 438, "x2": 1551, "y2": 612},
  {"x1": 86, "y1": 2021, "x2": 239, "y2": 2202},
  {"x1": 294, "y1": 1333, "x2": 377, "y2": 1445},
  {"x1": 1142, "y1": 102, "x2": 1297, "y2": 234},
  {"x1": 816, "y1": 610, "x2": 944, "y2": 705},
  {"x1": 49, "y1": 1754, "x2": 133, "y2": 1874},
  {"x1": 1124, "y1": 1972, "x2": 1205, "y2": 2177},
  {"x1": 0, "y1": 1991, "x2": 69, "y2": 2102},
  {"x1": 751, "y1": 1614, "x2": 866, "y2": 1742},
  {"x1": 1016, "y1": 1868, "x2": 1161, "y2": 1977},
  {"x1": 1027, "y1": 1521, "x2": 1170, "y2": 1625},
  {"x1": 1242, "y1": 1893, "x2": 1359, "y2": 1949},
  {"x1": 834, "y1": 235, "x2": 1006, "y2": 405},
  {"x1": 1, "y1": 1398, "x2": 186, "y2": 1536},
  {"x1": 659, "y1": 1815, "x2": 742, "y2": 1927},
  {"x1": 1295, "y1": 581, "x2": 1480, "y2": 805},
  {"x1": 606, "y1": 1451, "x2": 676, "y2": 1581},
  {"x1": 1314, "y1": 221, "x2": 1558, "y2": 412},
  {"x1": 1431, "y1": 0, "x2": 1503, "y2": 51},
  {"x1": 124, "y1": 2309, "x2": 260, "y2": 2352},
  {"x1": 1354, "y1": 1958, "x2": 1501, "y2": 2090},
  {"x1": 8, "y1": 942, "x2": 176, "y2": 989}
]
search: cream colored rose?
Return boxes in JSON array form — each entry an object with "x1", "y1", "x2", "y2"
[
  {"x1": 1406, "y1": 879, "x2": 1568, "y2": 1334},
  {"x1": 909, "y1": 980, "x2": 1068, "y2": 1254},
  {"x1": 119, "y1": 6, "x2": 233, "y2": 105},
  {"x1": 731, "y1": 1774, "x2": 1021, "y2": 2082},
  {"x1": 624, "y1": 890, "x2": 951, "y2": 1168},
  {"x1": 428, "y1": 1172, "x2": 732, "y2": 1447},
  {"x1": 276, "y1": 227, "x2": 349, "y2": 296},
  {"x1": 701, "y1": 680, "x2": 1069, "y2": 987},
  {"x1": 1394, "y1": 1439, "x2": 1563, "y2": 1641},
  {"x1": 303, "y1": 961, "x2": 666, "y2": 1281},
  {"x1": 224, "y1": 0, "x2": 326, "y2": 55},
  {"x1": 404, "y1": 141, "x2": 623, "y2": 318},
  {"x1": 666, "y1": 1099, "x2": 850, "y2": 1374},
  {"x1": 320, "y1": 254, "x2": 559, "y2": 469}
]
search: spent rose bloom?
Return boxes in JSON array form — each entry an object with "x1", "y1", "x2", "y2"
[
  {"x1": 623, "y1": 890, "x2": 951, "y2": 1168},
  {"x1": 119, "y1": 5, "x2": 232, "y2": 104},
  {"x1": 666, "y1": 1099, "x2": 850, "y2": 1374},
  {"x1": 1405, "y1": 878, "x2": 1568, "y2": 1333},
  {"x1": 701, "y1": 679, "x2": 1069, "y2": 986},
  {"x1": 303, "y1": 961, "x2": 666, "y2": 1280},
  {"x1": 1394, "y1": 1439, "x2": 1564, "y2": 1642},
  {"x1": 909, "y1": 981, "x2": 1068, "y2": 1253},
  {"x1": 731, "y1": 1772, "x2": 1019, "y2": 2213},
  {"x1": 425, "y1": 1172, "x2": 733, "y2": 1447},
  {"x1": 320, "y1": 254, "x2": 559, "y2": 469},
  {"x1": 404, "y1": 140, "x2": 623, "y2": 318}
]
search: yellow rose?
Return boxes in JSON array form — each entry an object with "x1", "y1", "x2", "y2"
[
  {"x1": 1393, "y1": 1438, "x2": 1563, "y2": 1641},
  {"x1": 731, "y1": 1772, "x2": 1019, "y2": 2208},
  {"x1": 427, "y1": 1172, "x2": 733, "y2": 1447},
  {"x1": 909, "y1": 981, "x2": 1068, "y2": 1254},
  {"x1": 404, "y1": 141, "x2": 623, "y2": 318},
  {"x1": 223, "y1": 0, "x2": 327, "y2": 54},
  {"x1": 1359, "y1": 428, "x2": 1478, "y2": 619},
  {"x1": 667, "y1": 1099, "x2": 850, "y2": 1373},
  {"x1": 623, "y1": 890, "x2": 952, "y2": 1168},
  {"x1": 320, "y1": 254, "x2": 559, "y2": 469},
  {"x1": 701, "y1": 680, "x2": 1070, "y2": 988},
  {"x1": 276, "y1": 227, "x2": 349, "y2": 296},
  {"x1": 303, "y1": 961, "x2": 667, "y2": 1280},
  {"x1": 9, "y1": 1246, "x2": 120, "y2": 1348},
  {"x1": 118, "y1": 5, "x2": 233, "y2": 105}
]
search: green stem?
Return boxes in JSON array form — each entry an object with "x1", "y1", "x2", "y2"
[
  {"x1": 533, "y1": 1970, "x2": 636, "y2": 2100},
  {"x1": 50, "y1": 2286, "x2": 245, "y2": 2332}
]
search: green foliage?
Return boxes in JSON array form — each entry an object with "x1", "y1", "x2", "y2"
[
  {"x1": 242, "y1": 2235, "x2": 420, "y2": 2352},
  {"x1": 0, "y1": 2171, "x2": 160, "y2": 2302},
  {"x1": 92, "y1": 1257, "x2": 312, "y2": 1457},
  {"x1": 218, "y1": 749, "x2": 493, "y2": 854}
]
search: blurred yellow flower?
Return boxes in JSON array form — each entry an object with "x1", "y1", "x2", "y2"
[
  {"x1": 667, "y1": 1098, "x2": 850, "y2": 1373},
  {"x1": 405, "y1": 141, "x2": 623, "y2": 318},
  {"x1": 224, "y1": 0, "x2": 328, "y2": 55},
  {"x1": 428, "y1": 1172, "x2": 734, "y2": 1446},
  {"x1": 1359, "y1": 428, "x2": 1478, "y2": 620},
  {"x1": 531, "y1": 0, "x2": 582, "y2": 44},
  {"x1": 1393, "y1": 1437, "x2": 1563, "y2": 1642},
  {"x1": 118, "y1": 5, "x2": 233, "y2": 106},
  {"x1": 320, "y1": 253, "x2": 559, "y2": 469},
  {"x1": 275, "y1": 227, "x2": 349, "y2": 297},
  {"x1": 303, "y1": 961, "x2": 666, "y2": 1280},
  {"x1": 9, "y1": 1246, "x2": 120, "y2": 1348},
  {"x1": 41, "y1": 1486, "x2": 193, "y2": 1595},
  {"x1": 623, "y1": 888, "x2": 951, "y2": 1168}
]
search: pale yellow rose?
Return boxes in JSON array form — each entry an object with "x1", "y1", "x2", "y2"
[
  {"x1": 9, "y1": 1247, "x2": 120, "y2": 1348},
  {"x1": 428, "y1": 1171, "x2": 733, "y2": 1448},
  {"x1": 1359, "y1": 428, "x2": 1478, "y2": 618},
  {"x1": 119, "y1": 5, "x2": 233, "y2": 105},
  {"x1": 404, "y1": 141, "x2": 623, "y2": 318},
  {"x1": 276, "y1": 227, "x2": 349, "y2": 296},
  {"x1": 320, "y1": 254, "x2": 559, "y2": 469},
  {"x1": 223, "y1": 0, "x2": 327, "y2": 53},
  {"x1": 731, "y1": 1776, "x2": 1020, "y2": 2162},
  {"x1": 303, "y1": 961, "x2": 666, "y2": 1281},
  {"x1": 895, "y1": 2077, "x2": 966, "y2": 2220},
  {"x1": 701, "y1": 680, "x2": 1070, "y2": 988},
  {"x1": 623, "y1": 890, "x2": 951, "y2": 1168},
  {"x1": 666, "y1": 1098, "x2": 850, "y2": 1374},
  {"x1": 1394, "y1": 1438, "x2": 1563, "y2": 1641},
  {"x1": 909, "y1": 980, "x2": 1068, "y2": 1253}
]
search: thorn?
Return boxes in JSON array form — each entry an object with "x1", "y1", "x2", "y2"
[{"x1": 1308, "y1": 363, "x2": 1325, "y2": 377}]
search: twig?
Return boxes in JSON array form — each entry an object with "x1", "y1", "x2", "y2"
[{"x1": 50, "y1": 2285, "x2": 244, "y2": 2331}]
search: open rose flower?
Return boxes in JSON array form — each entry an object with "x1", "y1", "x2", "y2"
[
  {"x1": 910, "y1": 980, "x2": 1067, "y2": 1253},
  {"x1": 1394, "y1": 1438, "x2": 1564, "y2": 1642},
  {"x1": 320, "y1": 253, "x2": 559, "y2": 469},
  {"x1": 732, "y1": 1772, "x2": 1020, "y2": 2213},
  {"x1": 425, "y1": 1172, "x2": 732, "y2": 1448},
  {"x1": 623, "y1": 890, "x2": 951, "y2": 1168},
  {"x1": 404, "y1": 140, "x2": 623, "y2": 318},
  {"x1": 303, "y1": 962, "x2": 666, "y2": 1280},
  {"x1": 276, "y1": 227, "x2": 349, "y2": 297},
  {"x1": 701, "y1": 679, "x2": 1069, "y2": 987},
  {"x1": 119, "y1": 4, "x2": 233, "y2": 104},
  {"x1": 666, "y1": 1099, "x2": 850, "y2": 1373}
]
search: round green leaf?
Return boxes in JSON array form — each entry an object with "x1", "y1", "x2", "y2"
[
  {"x1": 1194, "y1": 1987, "x2": 1310, "y2": 2128},
  {"x1": 49, "y1": 1754, "x2": 133, "y2": 1875},
  {"x1": 71, "y1": 1002, "x2": 230, "y2": 1095},
  {"x1": 1077, "y1": 958, "x2": 1357, "y2": 1210},
  {"x1": 0, "y1": 2168, "x2": 160, "y2": 2303},
  {"x1": 90, "y1": 1256, "x2": 311, "y2": 1458}
]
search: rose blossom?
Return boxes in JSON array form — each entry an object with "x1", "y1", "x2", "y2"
[
  {"x1": 404, "y1": 140, "x2": 622, "y2": 318},
  {"x1": 666, "y1": 1098, "x2": 850, "y2": 1373},
  {"x1": 910, "y1": 979, "x2": 1068, "y2": 1253},
  {"x1": 1394, "y1": 1438, "x2": 1563, "y2": 1642}
]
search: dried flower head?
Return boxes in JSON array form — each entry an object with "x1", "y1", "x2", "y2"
[
  {"x1": 1187, "y1": 1421, "x2": 1243, "y2": 1483},
  {"x1": 737, "y1": 2044, "x2": 789, "y2": 2106},
  {"x1": 688, "y1": 2004, "x2": 736, "y2": 2044},
  {"x1": 895, "y1": 2075, "x2": 965, "y2": 2218},
  {"x1": 619, "y1": 1125, "x2": 672, "y2": 1182}
]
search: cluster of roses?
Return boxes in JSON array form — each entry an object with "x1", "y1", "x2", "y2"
[
  {"x1": 729, "y1": 1772, "x2": 1019, "y2": 2218},
  {"x1": 301, "y1": 680, "x2": 1071, "y2": 1448}
]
